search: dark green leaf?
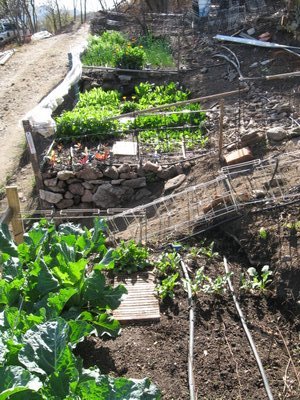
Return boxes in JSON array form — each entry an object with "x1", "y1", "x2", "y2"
[
  {"x1": 0, "y1": 366, "x2": 42, "y2": 399},
  {"x1": 0, "y1": 224, "x2": 17, "y2": 257},
  {"x1": 81, "y1": 270, "x2": 127, "y2": 310},
  {"x1": 18, "y1": 318, "x2": 70, "y2": 376}
]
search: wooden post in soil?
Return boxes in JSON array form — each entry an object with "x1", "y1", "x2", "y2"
[
  {"x1": 22, "y1": 120, "x2": 44, "y2": 201},
  {"x1": 218, "y1": 99, "x2": 225, "y2": 162},
  {"x1": 6, "y1": 186, "x2": 24, "y2": 244}
]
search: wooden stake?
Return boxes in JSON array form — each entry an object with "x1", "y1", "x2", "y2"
[
  {"x1": 22, "y1": 120, "x2": 44, "y2": 194},
  {"x1": 6, "y1": 186, "x2": 24, "y2": 244},
  {"x1": 218, "y1": 99, "x2": 225, "y2": 162}
]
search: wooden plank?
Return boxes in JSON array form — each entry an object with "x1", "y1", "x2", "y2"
[
  {"x1": 113, "y1": 272, "x2": 160, "y2": 322},
  {"x1": 6, "y1": 186, "x2": 24, "y2": 244}
]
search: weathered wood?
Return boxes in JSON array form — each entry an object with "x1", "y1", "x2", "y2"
[
  {"x1": 218, "y1": 98, "x2": 225, "y2": 161},
  {"x1": 22, "y1": 120, "x2": 44, "y2": 193},
  {"x1": 113, "y1": 272, "x2": 160, "y2": 322},
  {"x1": 6, "y1": 186, "x2": 24, "y2": 244}
]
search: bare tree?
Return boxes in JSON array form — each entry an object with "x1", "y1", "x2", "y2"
[{"x1": 0, "y1": 0, "x2": 38, "y2": 42}]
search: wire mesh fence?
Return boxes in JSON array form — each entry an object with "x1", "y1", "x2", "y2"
[{"x1": 105, "y1": 150, "x2": 300, "y2": 244}]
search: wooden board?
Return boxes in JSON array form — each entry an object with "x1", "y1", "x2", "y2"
[{"x1": 113, "y1": 272, "x2": 160, "y2": 322}]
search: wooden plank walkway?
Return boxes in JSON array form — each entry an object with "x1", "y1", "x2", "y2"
[{"x1": 113, "y1": 272, "x2": 160, "y2": 322}]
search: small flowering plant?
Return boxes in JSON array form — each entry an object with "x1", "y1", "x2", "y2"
[{"x1": 115, "y1": 44, "x2": 146, "y2": 69}]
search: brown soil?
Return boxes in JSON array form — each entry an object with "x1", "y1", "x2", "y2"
[{"x1": 77, "y1": 204, "x2": 300, "y2": 399}]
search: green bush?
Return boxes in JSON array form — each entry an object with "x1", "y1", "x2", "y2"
[
  {"x1": 81, "y1": 31, "x2": 174, "y2": 69},
  {"x1": 115, "y1": 44, "x2": 146, "y2": 69}
]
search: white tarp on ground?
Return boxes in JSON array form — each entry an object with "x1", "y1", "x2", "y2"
[
  {"x1": 25, "y1": 41, "x2": 87, "y2": 137},
  {"x1": 31, "y1": 31, "x2": 52, "y2": 41}
]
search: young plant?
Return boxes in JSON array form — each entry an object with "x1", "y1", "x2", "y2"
[
  {"x1": 259, "y1": 227, "x2": 268, "y2": 240},
  {"x1": 156, "y1": 273, "x2": 180, "y2": 300},
  {"x1": 111, "y1": 240, "x2": 150, "y2": 274},
  {"x1": 198, "y1": 241, "x2": 219, "y2": 259},
  {"x1": 240, "y1": 265, "x2": 273, "y2": 292},
  {"x1": 182, "y1": 266, "x2": 231, "y2": 296}
]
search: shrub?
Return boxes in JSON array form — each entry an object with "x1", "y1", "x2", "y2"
[{"x1": 115, "y1": 45, "x2": 146, "y2": 70}]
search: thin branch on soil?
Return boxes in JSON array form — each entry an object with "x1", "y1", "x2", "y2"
[
  {"x1": 222, "y1": 321, "x2": 242, "y2": 400},
  {"x1": 282, "y1": 358, "x2": 291, "y2": 397},
  {"x1": 277, "y1": 327, "x2": 300, "y2": 388}
]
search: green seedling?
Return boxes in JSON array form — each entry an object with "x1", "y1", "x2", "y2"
[
  {"x1": 241, "y1": 265, "x2": 273, "y2": 292},
  {"x1": 259, "y1": 227, "x2": 268, "y2": 240},
  {"x1": 183, "y1": 267, "x2": 231, "y2": 296},
  {"x1": 156, "y1": 273, "x2": 179, "y2": 300},
  {"x1": 198, "y1": 241, "x2": 219, "y2": 259}
]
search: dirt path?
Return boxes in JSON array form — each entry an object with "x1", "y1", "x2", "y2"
[{"x1": 0, "y1": 23, "x2": 89, "y2": 204}]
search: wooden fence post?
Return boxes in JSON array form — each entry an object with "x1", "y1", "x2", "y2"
[
  {"x1": 218, "y1": 99, "x2": 225, "y2": 162},
  {"x1": 6, "y1": 186, "x2": 24, "y2": 244},
  {"x1": 22, "y1": 120, "x2": 44, "y2": 194}
]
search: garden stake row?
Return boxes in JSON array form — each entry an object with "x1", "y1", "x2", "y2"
[
  {"x1": 223, "y1": 256, "x2": 274, "y2": 400},
  {"x1": 172, "y1": 244, "x2": 196, "y2": 400}
]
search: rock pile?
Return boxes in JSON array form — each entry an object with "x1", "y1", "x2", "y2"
[{"x1": 41, "y1": 161, "x2": 191, "y2": 209}]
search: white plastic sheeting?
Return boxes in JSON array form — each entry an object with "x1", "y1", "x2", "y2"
[
  {"x1": 31, "y1": 31, "x2": 52, "y2": 41},
  {"x1": 25, "y1": 41, "x2": 87, "y2": 137}
]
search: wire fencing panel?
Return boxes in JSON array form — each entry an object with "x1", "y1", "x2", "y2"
[{"x1": 106, "y1": 151, "x2": 300, "y2": 244}]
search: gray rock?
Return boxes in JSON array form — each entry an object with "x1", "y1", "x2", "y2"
[
  {"x1": 82, "y1": 181, "x2": 94, "y2": 190},
  {"x1": 93, "y1": 184, "x2": 134, "y2": 208},
  {"x1": 120, "y1": 172, "x2": 138, "y2": 179},
  {"x1": 111, "y1": 179, "x2": 125, "y2": 185},
  {"x1": 40, "y1": 189, "x2": 63, "y2": 204},
  {"x1": 48, "y1": 186, "x2": 65, "y2": 194},
  {"x1": 76, "y1": 167, "x2": 103, "y2": 180},
  {"x1": 117, "y1": 163, "x2": 130, "y2": 174},
  {"x1": 157, "y1": 165, "x2": 177, "y2": 180},
  {"x1": 81, "y1": 189, "x2": 93, "y2": 203},
  {"x1": 103, "y1": 166, "x2": 119, "y2": 180},
  {"x1": 133, "y1": 188, "x2": 152, "y2": 201},
  {"x1": 88, "y1": 180, "x2": 106, "y2": 184},
  {"x1": 136, "y1": 166, "x2": 145, "y2": 177},
  {"x1": 64, "y1": 191, "x2": 74, "y2": 199},
  {"x1": 267, "y1": 126, "x2": 287, "y2": 142},
  {"x1": 121, "y1": 177, "x2": 147, "y2": 189},
  {"x1": 175, "y1": 164, "x2": 183, "y2": 175},
  {"x1": 164, "y1": 174, "x2": 186, "y2": 192},
  {"x1": 66, "y1": 178, "x2": 81, "y2": 184},
  {"x1": 182, "y1": 161, "x2": 191, "y2": 171},
  {"x1": 57, "y1": 180, "x2": 66, "y2": 189},
  {"x1": 57, "y1": 170, "x2": 75, "y2": 181},
  {"x1": 56, "y1": 199, "x2": 74, "y2": 209},
  {"x1": 240, "y1": 130, "x2": 264, "y2": 146},
  {"x1": 68, "y1": 183, "x2": 85, "y2": 196},
  {"x1": 143, "y1": 161, "x2": 160, "y2": 173},
  {"x1": 44, "y1": 177, "x2": 58, "y2": 187}
]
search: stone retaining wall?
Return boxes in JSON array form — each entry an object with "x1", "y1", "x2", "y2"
[{"x1": 40, "y1": 160, "x2": 192, "y2": 209}]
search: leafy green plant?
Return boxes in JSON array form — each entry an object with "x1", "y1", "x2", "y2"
[
  {"x1": 155, "y1": 251, "x2": 181, "y2": 277},
  {"x1": 0, "y1": 219, "x2": 126, "y2": 337},
  {"x1": 240, "y1": 265, "x2": 273, "y2": 292},
  {"x1": 98, "y1": 240, "x2": 150, "y2": 275},
  {"x1": 115, "y1": 44, "x2": 146, "y2": 69},
  {"x1": 0, "y1": 220, "x2": 161, "y2": 399},
  {"x1": 55, "y1": 82, "x2": 207, "y2": 150},
  {"x1": 0, "y1": 318, "x2": 161, "y2": 399},
  {"x1": 82, "y1": 31, "x2": 174, "y2": 69},
  {"x1": 184, "y1": 267, "x2": 230, "y2": 296},
  {"x1": 156, "y1": 273, "x2": 180, "y2": 300},
  {"x1": 198, "y1": 241, "x2": 219, "y2": 259},
  {"x1": 259, "y1": 227, "x2": 268, "y2": 240},
  {"x1": 137, "y1": 34, "x2": 174, "y2": 68}
]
